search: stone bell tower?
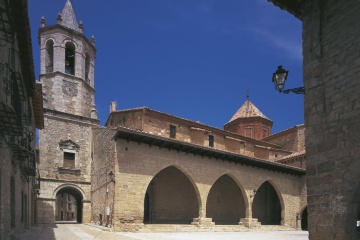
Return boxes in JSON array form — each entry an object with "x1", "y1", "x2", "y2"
[{"x1": 37, "y1": 0, "x2": 99, "y2": 224}]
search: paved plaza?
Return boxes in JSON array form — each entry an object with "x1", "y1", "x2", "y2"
[{"x1": 18, "y1": 224, "x2": 309, "y2": 240}]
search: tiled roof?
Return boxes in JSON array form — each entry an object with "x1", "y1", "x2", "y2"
[
  {"x1": 59, "y1": 0, "x2": 80, "y2": 32},
  {"x1": 278, "y1": 150, "x2": 306, "y2": 161},
  {"x1": 228, "y1": 100, "x2": 271, "y2": 122}
]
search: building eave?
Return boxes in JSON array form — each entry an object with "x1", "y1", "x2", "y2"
[
  {"x1": 114, "y1": 127, "x2": 306, "y2": 177},
  {"x1": 267, "y1": 0, "x2": 302, "y2": 20}
]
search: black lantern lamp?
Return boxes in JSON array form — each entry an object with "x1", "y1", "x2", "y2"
[
  {"x1": 108, "y1": 171, "x2": 115, "y2": 183},
  {"x1": 272, "y1": 65, "x2": 304, "y2": 94}
]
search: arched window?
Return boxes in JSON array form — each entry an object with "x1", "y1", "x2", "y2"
[
  {"x1": 45, "y1": 40, "x2": 54, "y2": 73},
  {"x1": 85, "y1": 53, "x2": 90, "y2": 83},
  {"x1": 10, "y1": 176, "x2": 15, "y2": 228},
  {"x1": 65, "y1": 42, "x2": 75, "y2": 75}
]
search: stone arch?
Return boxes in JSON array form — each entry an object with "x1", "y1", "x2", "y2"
[
  {"x1": 300, "y1": 204, "x2": 308, "y2": 231},
  {"x1": 45, "y1": 38, "x2": 54, "y2": 73},
  {"x1": 53, "y1": 184, "x2": 86, "y2": 223},
  {"x1": 84, "y1": 52, "x2": 91, "y2": 83},
  {"x1": 64, "y1": 41, "x2": 76, "y2": 75},
  {"x1": 143, "y1": 165, "x2": 200, "y2": 224},
  {"x1": 206, "y1": 174, "x2": 247, "y2": 225},
  {"x1": 252, "y1": 180, "x2": 284, "y2": 225}
]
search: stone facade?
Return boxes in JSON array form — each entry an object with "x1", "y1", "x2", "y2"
[
  {"x1": 89, "y1": 103, "x2": 308, "y2": 232},
  {"x1": 0, "y1": 0, "x2": 44, "y2": 239},
  {"x1": 37, "y1": 0, "x2": 98, "y2": 225},
  {"x1": 36, "y1": 0, "x2": 309, "y2": 233},
  {"x1": 268, "y1": 0, "x2": 360, "y2": 238}
]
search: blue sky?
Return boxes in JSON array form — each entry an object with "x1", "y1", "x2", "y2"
[{"x1": 28, "y1": 0, "x2": 303, "y2": 134}]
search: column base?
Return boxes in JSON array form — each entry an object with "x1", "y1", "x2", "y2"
[
  {"x1": 191, "y1": 217, "x2": 215, "y2": 228},
  {"x1": 239, "y1": 218, "x2": 261, "y2": 228}
]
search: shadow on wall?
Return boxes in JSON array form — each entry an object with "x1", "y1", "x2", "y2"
[{"x1": 19, "y1": 201, "x2": 57, "y2": 240}]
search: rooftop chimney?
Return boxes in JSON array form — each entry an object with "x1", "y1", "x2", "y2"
[{"x1": 110, "y1": 102, "x2": 117, "y2": 113}]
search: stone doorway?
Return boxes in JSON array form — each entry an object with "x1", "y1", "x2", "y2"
[
  {"x1": 55, "y1": 187, "x2": 83, "y2": 223},
  {"x1": 206, "y1": 175, "x2": 246, "y2": 225},
  {"x1": 144, "y1": 166, "x2": 199, "y2": 224},
  {"x1": 301, "y1": 207, "x2": 308, "y2": 231},
  {"x1": 252, "y1": 181, "x2": 282, "y2": 225}
]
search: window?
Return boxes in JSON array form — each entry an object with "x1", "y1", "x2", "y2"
[
  {"x1": 245, "y1": 128, "x2": 253, "y2": 138},
  {"x1": 68, "y1": 203, "x2": 71, "y2": 210},
  {"x1": 10, "y1": 177, "x2": 15, "y2": 228},
  {"x1": 209, "y1": 135, "x2": 214, "y2": 147},
  {"x1": 63, "y1": 152, "x2": 75, "y2": 168},
  {"x1": 45, "y1": 40, "x2": 54, "y2": 73},
  {"x1": 263, "y1": 129, "x2": 268, "y2": 138},
  {"x1": 85, "y1": 53, "x2": 90, "y2": 83},
  {"x1": 170, "y1": 125, "x2": 176, "y2": 138},
  {"x1": 65, "y1": 42, "x2": 75, "y2": 75}
]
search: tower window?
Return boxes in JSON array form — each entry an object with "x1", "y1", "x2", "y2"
[
  {"x1": 245, "y1": 128, "x2": 253, "y2": 138},
  {"x1": 170, "y1": 125, "x2": 176, "y2": 138},
  {"x1": 209, "y1": 135, "x2": 214, "y2": 147},
  {"x1": 85, "y1": 53, "x2": 90, "y2": 83},
  {"x1": 263, "y1": 129, "x2": 268, "y2": 138},
  {"x1": 65, "y1": 42, "x2": 75, "y2": 75},
  {"x1": 45, "y1": 40, "x2": 54, "y2": 73},
  {"x1": 63, "y1": 151, "x2": 75, "y2": 169}
]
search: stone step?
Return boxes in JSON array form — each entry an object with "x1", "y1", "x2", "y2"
[{"x1": 138, "y1": 224, "x2": 295, "y2": 233}]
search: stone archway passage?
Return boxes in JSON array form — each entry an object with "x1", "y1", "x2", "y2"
[
  {"x1": 301, "y1": 207, "x2": 308, "y2": 231},
  {"x1": 206, "y1": 175, "x2": 246, "y2": 225},
  {"x1": 144, "y1": 166, "x2": 199, "y2": 224},
  {"x1": 252, "y1": 181, "x2": 281, "y2": 225},
  {"x1": 56, "y1": 187, "x2": 83, "y2": 223}
]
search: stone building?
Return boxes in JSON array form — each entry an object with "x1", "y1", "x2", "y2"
[
  {"x1": 0, "y1": 0, "x2": 44, "y2": 239},
  {"x1": 36, "y1": 0, "x2": 98, "y2": 224},
  {"x1": 90, "y1": 101, "x2": 307, "y2": 231},
  {"x1": 267, "y1": 0, "x2": 360, "y2": 239},
  {"x1": 35, "y1": 0, "x2": 309, "y2": 233}
]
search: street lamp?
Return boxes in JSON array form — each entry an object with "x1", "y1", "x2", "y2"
[
  {"x1": 108, "y1": 171, "x2": 115, "y2": 183},
  {"x1": 272, "y1": 65, "x2": 305, "y2": 94}
]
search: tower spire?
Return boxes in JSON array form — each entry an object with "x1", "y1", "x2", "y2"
[{"x1": 59, "y1": 0, "x2": 80, "y2": 32}]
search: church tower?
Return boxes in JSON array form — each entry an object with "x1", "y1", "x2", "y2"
[
  {"x1": 37, "y1": 0, "x2": 98, "y2": 224},
  {"x1": 224, "y1": 99, "x2": 273, "y2": 140}
]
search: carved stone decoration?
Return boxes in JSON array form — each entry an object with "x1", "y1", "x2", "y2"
[
  {"x1": 62, "y1": 80, "x2": 78, "y2": 97},
  {"x1": 59, "y1": 139, "x2": 80, "y2": 151}
]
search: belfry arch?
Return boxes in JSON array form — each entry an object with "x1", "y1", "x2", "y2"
[
  {"x1": 252, "y1": 181, "x2": 282, "y2": 225},
  {"x1": 206, "y1": 174, "x2": 246, "y2": 225},
  {"x1": 144, "y1": 166, "x2": 199, "y2": 224},
  {"x1": 54, "y1": 186, "x2": 84, "y2": 223}
]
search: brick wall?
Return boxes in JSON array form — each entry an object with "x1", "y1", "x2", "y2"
[{"x1": 302, "y1": 0, "x2": 360, "y2": 239}]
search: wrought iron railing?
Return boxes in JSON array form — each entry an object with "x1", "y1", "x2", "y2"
[
  {"x1": 0, "y1": 0, "x2": 14, "y2": 45},
  {"x1": 19, "y1": 154, "x2": 36, "y2": 176}
]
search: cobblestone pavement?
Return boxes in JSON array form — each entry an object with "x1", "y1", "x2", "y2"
[{"x1": 18, "y1": 224, "x2": 309, "y2": 240}]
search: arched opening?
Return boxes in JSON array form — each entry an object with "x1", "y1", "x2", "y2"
[
  {"x1": 65, "y1": 42, "x2": 75, "y2": 75},
  {"x1": 206, "y1": 175, "x2": 246, "y2": 225},
  {"x1": 85, "y1": 53, "x2": 90, "y2": 83},
  {"x1": 55, "y1": 187, "x2": 83, "y2": 223},
  {"x1": 45, "y1": 40, "x2": 54, "y2": 73},
  {"x1": 10, "y1": 176, "x2": 15, "y2": 228},
  {"x1": 252, "y1": 181, "x2": 281, "y2": 225},
  {"x1": 144, "y1": 166, "x2": 199, "y2": 224},
  {"x1": 301, "y1": 207, "x2": 308, "y2": 231}
]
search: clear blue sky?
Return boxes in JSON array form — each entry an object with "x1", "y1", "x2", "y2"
[{"x1": 28, "y1": 0, "x2": 303, "y2": 134}]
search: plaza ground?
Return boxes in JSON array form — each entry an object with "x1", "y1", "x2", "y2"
[{"x1": 18, "y1": 224, "x2": 309, "y2": 240}]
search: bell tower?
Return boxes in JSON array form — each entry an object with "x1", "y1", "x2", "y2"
[
  {"x1": 37, "y1": 0, "x2": 99, "y2": 224},
  {"x1": 39, "y1": 0, "x2": 97, "y2": 118}
]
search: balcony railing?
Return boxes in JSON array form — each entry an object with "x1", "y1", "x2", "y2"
[
  {"x1": 19, "y1": 155, "x2": 36, "y2": 176},
  {"x1": 0, "y1": 0, "x2": 14, "y2": 45}
]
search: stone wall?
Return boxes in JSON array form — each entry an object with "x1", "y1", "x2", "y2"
[
  {"x1": 91, "y1": 128, "x2": 117, "y2": 226},
  {"x1": 111, "y1": 139, "x2": 305, "y2": 232},
  {"x1": 37, "y1": 113, "x2": 95, "y2": 224},
  {"x1": 263, "y1": 125, "x2": 305, "y2": 153},
  {"x1": 302, "y1": 0, "x2": 360, "y2": 239}
]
